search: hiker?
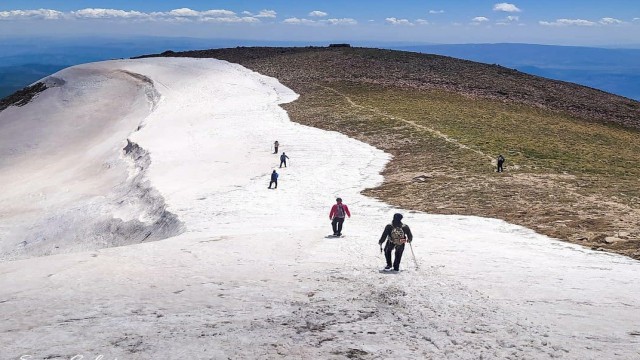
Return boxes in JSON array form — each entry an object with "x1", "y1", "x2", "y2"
[
  {"x1": 497, "y1": 154, "x2": 505, "y2": 172},
  {"x1": 378, "y1": 213, "x2": 413, "y2": 271},
  {"x1": 279, "y1": 152, "x2": 289, "y2": 168},
  {"x1": 329, "y1": 197, "x2": 351, "y2": 236},
  {"x1": 268, "y1": 170, "x2": 278, "y2": 189},
  {"x1": 274, "y1": 140, "x2": 279, "y2": 154}
]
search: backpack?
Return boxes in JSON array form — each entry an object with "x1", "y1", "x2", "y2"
[
  {"x1": 389, "y1": 225, "x2": 406, "y2": 245},
  {"x1": 336, "y1": 204, "x2": 345, "y2": 218}
]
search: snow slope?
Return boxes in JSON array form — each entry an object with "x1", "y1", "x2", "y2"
[
  {"x1": 0, "y1": 65, "x2": 182, "y2": 261},
  {"x1": 1, "y1": 58, "x2": 639, "y2": 359}
]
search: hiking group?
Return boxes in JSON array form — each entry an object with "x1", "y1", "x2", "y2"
[
  {"x1": 268, "y1": 140, "x2": 290, "y2": 189},
  {"x1": 267, "y1": 141, "x2": 416, "y2": 272}
]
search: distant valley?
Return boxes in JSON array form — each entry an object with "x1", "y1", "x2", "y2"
[
  {"x1": 393, "y1": 43, "x2": 640, "y2": 101},
  {"x1": 1, "y1": 40, "x2": 639, "y2": 100}
]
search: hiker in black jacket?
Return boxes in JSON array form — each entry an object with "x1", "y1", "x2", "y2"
[
  {"x1": 497, "y1": 154, "x2": 505, "y2": 172},
  {"x1": 378, "y1": 213, "x2": 413, "y2": 272}
]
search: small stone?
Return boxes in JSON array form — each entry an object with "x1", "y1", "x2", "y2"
[
  {"x1": 617, "y1": 231, "x2": 630, "y2": 239},
  {"x1": 411, "y1": 174, "x2": 433, "y2": 183},
  {"x1": 604, "y1": 237, "x2": 624, "y2": 244}
]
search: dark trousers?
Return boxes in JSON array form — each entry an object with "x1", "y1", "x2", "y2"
[
  {"x1": 280, "y1": 160, "x2": 286, "y2": 168},
  {"x1": 384, "y1": 241, "x2": 405, "y2": 270},
  {"x1": 268, "y1": 180, "x2": 277, "y2": 188},
  {"x1": 274, "y1": 146, "x2": 278, "y2": 154},
  {"x1": 331, "y1": 217, "x2": 345, "y2": 235},
  {"x1": 497, "y1": 162, "x2": 504, "y2": 172}
]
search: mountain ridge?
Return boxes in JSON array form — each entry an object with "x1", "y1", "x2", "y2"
[
  {"x1": 137, "y1": 46, "x2": 640, "y2": 130},
  {"x1": 138, "y1": 46, "x2": 640, "y2": 259}
]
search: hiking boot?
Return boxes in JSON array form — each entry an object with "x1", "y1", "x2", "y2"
[
  {"x1": 392, "y1": 268, "x2": 399, "y2": 272},
  {"x1": 383, "y1": 265, "x2": 392, "y2": 271}
]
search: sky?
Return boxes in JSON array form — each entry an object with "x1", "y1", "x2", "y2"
[{"x1": 0, "y1": 1, "x2": 639, "y2": 46}]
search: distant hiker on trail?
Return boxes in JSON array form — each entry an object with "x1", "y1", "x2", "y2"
[
  {"x1": 279, "y1": 152, "x2": 289, "y2": 168},
  {"x1": 268, "y1": 170, "x2": 278, "y2": 189},
  {"x1": 273, "y1": 140, "x2": 279, "y2": 154},
  {"x1": 329, "y1": 197, "x2": 351, "y2": 236},
  {"x1": 497, "y1": 154, "x2": 505, "y2": 173},
  {"x1": 378, "y1": 213, "x2": 413, "y2": 272}
]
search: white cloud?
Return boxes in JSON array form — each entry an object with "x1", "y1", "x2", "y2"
[
  {"x1": 243, "y1": 9, "x2": 277, "y2": 18},
  {"x1": 634, "y1": 17, "x2": 640, "y2": 21},
  {"x1": 256, "y1": 9, "x2": 276, "y2": 18},
  {"x1": 324, "y1": 18, "x2": 357, "y2": 25},
  {"x1": 72, "y1": 8, "x2": 147, "y2": 19},
  {"x1": 282, "y1": 17, "x2": 315, "y2": 25},
  {"x1": 429, "y1": 10, "x2": 445, "y2": 14},
  {"x1": 0, "y1": 7, "x2": 266, "y2": 23},
  {"x1": 0, "y1": 9, "x2": 64, "y2": 20},
  {"x1": 202, "y1": 16, "x2": 258, "y2": 23},
  {"x1": 160, "y1": 8, "x2": 259, "y2": 23},
  {"x1": 308, "y1": 10, "x2": 328, "y2": 17},
  {"x1": 167, "y1": 8, "x2": 201, "y2": 17},
  {"x1": 385, "y1": 17, "x2": 414, "y2": 26},
  {"x1": 599, "y1": 17, "x2": 623, "y2": 25},
  {"x1": 539, "y1": 19, "x2": 597, "y2": 27},
  {"x1": 283, "y1": 17, "x2": 356, "y2": 25},
  {"x1": 415, "y1": 19, "x2": 429, "y2": 25},
  {"x1": 493, "y1": 3, "x2": 522, "y2": 13},
  {"x1": 506, "y1": 16, "x2": 519, "y2": 21},
  {"x1": 472, "y1": 16, "x2": 490, "y2": 22}
]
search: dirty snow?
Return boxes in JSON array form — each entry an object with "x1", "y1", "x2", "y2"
[{"x1": 0, "y1": 58, "x2": 639, "y2": 359}]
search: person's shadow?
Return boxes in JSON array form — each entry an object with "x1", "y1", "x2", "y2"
[{"x1": 377, "y1": 270, "x2": 401, "y2": 274}]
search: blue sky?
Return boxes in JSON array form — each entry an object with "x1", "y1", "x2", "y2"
[{"x1": 1, "y1": 1, "x2": 638, "y2": 46}]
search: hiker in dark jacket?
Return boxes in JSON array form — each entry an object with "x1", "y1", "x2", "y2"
[
  {"x1": 268, "y1": 170, "x2": 278, "y2": 189},
  {"x1": 274, "y1": 140, "x2": 279, "y2": 154},
  {"x1": 279, "y1": 152, "x2": 289, "y2": 168},
  {"x1": 378, "y1": 213, "x2": 413, "y2": 271},
  {"x1": 497, "y1": 154, "x2": 505, "y2": 172},
  {"x1": 329, "y1": 197, "x2": 351, "y2": 236}
]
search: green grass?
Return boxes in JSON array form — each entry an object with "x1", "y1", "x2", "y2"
[{"x1": 342, "y1": 83, "x2": 640, "y2": 178}]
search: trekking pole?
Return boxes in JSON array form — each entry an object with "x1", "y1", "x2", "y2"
[{"x1": 408, "y1": 242, "x2": 419, "y2": 269}]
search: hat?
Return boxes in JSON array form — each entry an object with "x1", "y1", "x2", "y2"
[
  {"x1": 336, "y1": 197, "x2": 342, "y2": 202},
  {"x1": 393, "y1": 213, "x2": 403, "y2": 221}
]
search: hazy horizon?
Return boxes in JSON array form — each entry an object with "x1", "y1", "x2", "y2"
[
  {"x1": 2, "y1": 36, "x2": 639, "y2": 101},
  {"x1": 1, "y1": 1, "x2": 639, "y2": 46}
]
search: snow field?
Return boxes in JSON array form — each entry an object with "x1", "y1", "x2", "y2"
[{"x1": 0, "y1": 58, "x2": 638, "y2": 359}]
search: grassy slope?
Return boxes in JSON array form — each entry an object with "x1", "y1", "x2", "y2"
[{"x1": 142, "y1": 47, "x2": 639, "y2": 259}]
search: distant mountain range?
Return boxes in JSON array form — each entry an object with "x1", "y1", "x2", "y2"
[
  {"x1": 0, "y1": 38, "x2": 639, "y2": 100},
  {"x1": 391, "y1": 43, "x2": 640, "y2": 101}
]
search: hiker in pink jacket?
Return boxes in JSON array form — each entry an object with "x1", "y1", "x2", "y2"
[{"x1": 329, "y1": 197, "x2": 351, "y2": 236}]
